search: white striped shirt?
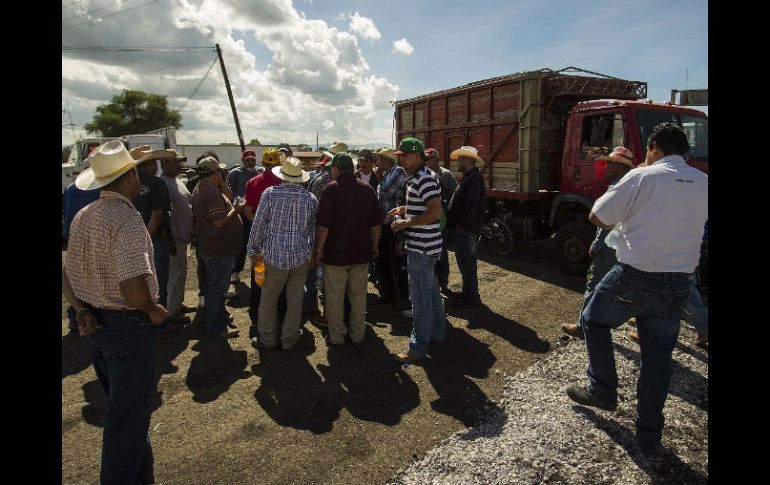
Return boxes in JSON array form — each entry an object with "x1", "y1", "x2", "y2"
[{"x1": 403, "y1": 165, "x2": 442, "y2": 255}]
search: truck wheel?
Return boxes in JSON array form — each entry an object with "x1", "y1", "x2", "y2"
[
  {"x1": 553, "y1": 223, "x2": 595, "y2": 275},
  {"x1": 483, "y1": 217, "x2": 517, "y2": 256}
]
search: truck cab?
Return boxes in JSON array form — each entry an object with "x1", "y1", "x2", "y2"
[{"x1": 61, "y1": 137, "x2": 121, "y2": 194}]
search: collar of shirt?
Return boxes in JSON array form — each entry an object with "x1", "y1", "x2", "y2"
[
  {"x1": 652, "y1": 154, "x2": 686, "y2": 166},
  {"x1": 100, "y1": 190, "x2": 137, "y2": 209},
  {"x1": 407, "y1": 163, "x2": 429, "y2": 180},
  {"x1": 199, "y1": 179, "x2": 222, "y2": 192}
]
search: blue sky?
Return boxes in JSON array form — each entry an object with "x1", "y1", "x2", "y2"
[{"x1": 62, "y1": 0, "x2": 707, "y2": 146}]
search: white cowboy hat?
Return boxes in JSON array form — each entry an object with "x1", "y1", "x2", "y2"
[
  {"x1": 329, "y1": 141, "x2": 348, "y2": 154},
  {"x1": 75, "y1": 140, "x2": 149, "y2": 190},
  {"x1": 450, "y1": 146, "x2": 485, "y2": 167},
  {"x1": 272, "y1": 156, "x2": 310, "y2": 183}
]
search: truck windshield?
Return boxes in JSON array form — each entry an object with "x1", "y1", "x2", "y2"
[{"x1": 635, "y1": 109, "x2": 708, "y2": 162}]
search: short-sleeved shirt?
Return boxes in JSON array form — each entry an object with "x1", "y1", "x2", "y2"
[
  {"x1": 244, "y1": 168, "x2": 282, "y2": 213},
  {"x1": 161, "y1": 174, "x2": 193, "y2": 243},
  {"x1": 133, "y1": 170, "x2": 171, "y2": 237},
  {"x1": 591, "y1": 155, "x2": 708, "y2": 273},
  {"x1": 191, "y1": 180, "x2": 243, "y2": 259},
  {"x1": 65, "y1": 191, "x2": 158, "y2": 309},
  {"x1": 317, "y1": 173, "x2": 382, "y2": 266},
  {"x1": 227, "y1": 164, "x2": 258, "y2": 199},
  {"x1": 403, "y1": 164, "x2": 443, "y2": 255}
]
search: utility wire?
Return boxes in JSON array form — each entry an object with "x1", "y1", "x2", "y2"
[
  {"x1": 62, "y1": 0, "x2": 159, "y2": 30},
  {"x1": 63, "y1": 46, "x2": 215, "y2": 52},
  {"x1": 62, "y1": 0, "x2": 131, "y2": 22},
  {"x1": 176, "y1": 56, "x2": 219, "y2": 111},
  {"x1": 62, "y1": 0, "x2": 83, "y2": 9}
]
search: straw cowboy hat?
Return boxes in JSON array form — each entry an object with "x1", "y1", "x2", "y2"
[
  {"x1": 603, "y1": 146, "x2": 635, "y2": 168},
  {"x1": 272, "y1": 156, "x2": 310, "y2": 183},
  {"x1": 128, "y1": 145, "x2": 175, "y2": 166},
  {"x1": 375, "y1": 147, "x2": 398, "y2": 165},
  {"x1": 323, "y1": 140, "x2": 349, "y2": 159},
  {"x1": 450, "y1": 146, "x2": 485, "y2": 167},
  {"x1": 75, "y1": 140, "x2": 150, "y2": 190}
]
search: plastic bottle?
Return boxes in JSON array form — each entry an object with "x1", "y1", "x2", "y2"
[
  {"x1": 604, "y1": 228, "x2": 621, "y2": 250},
  {"x1": 253, "y1": 259, "x2": 266, "y2": 286}
]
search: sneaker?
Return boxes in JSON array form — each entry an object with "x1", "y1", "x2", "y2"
[
  {"x1": 561, "y1": 324, "x2": 585, "y2": 340},
  {"x1": 251, "y1": 337, "x2": 278, "y2": 351},
  {"x1": 393, "y1": 350, "x2": 425, "y2": 364},
  {"x1": 230, "y1": 272, "x2": 241, "y2": 283},
  {"x1": 627, "y1": 330, "x2": 640, "y2": 344},
  {"x1": 401, "y1": 309, "x2": 413, "y2": 318},
  {"x1": 210, "y1": 329, "x2": 239, "y2": 338},
  {"x1": 566, "y1": 385, "x2": 617, "y2": 411}
]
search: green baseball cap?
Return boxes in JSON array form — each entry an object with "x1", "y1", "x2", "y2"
[
  {"x1": 331, "y1": 152, "x2": 355, "y2": 172},
  {"x1": 394, "y1": 137, "x2": 425, "y2": 156}
]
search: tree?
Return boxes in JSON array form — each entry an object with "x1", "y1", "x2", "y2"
[
  {"x1": 248, "y1": 138, "x2": 261, "y2": 145},
  {"x1": 84, "y1": 90, "x2": 182, "y2": 137}
]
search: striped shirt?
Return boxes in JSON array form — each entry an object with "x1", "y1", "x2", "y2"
[
  {"x1": 65, "y1": 191, "x2": 158, "y2": 310},
  {"x1": 403, "y1": 164, "x2": 443, "y2": 255},
  {"x1": 247, "y1": 183, "x2": 318, "y2": 270}
]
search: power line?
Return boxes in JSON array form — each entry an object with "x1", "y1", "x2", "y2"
[
  {"x1": 176, "y1": 56, "x2": 219, "y2": 111},
  {"x1": 63, "y1": 46, "x2": 215, "y2": 52},
  {"x1": 62, "y1": 0, "x2": 83, "y2": 9},
  {"x1": 62, "y1": 0, "x2": 159, "y2": 30},
  {"x1": 62, "y1": 0, "x2": 132, "y2": 22}
]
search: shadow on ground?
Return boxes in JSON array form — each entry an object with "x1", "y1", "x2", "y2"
[{"x1": 445, "y1": 303, "x2": 551, "y2": 354}]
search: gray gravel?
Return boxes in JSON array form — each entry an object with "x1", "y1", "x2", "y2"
[{"x1": 387, "y1": 324, "x2": 708, "y2": 485}]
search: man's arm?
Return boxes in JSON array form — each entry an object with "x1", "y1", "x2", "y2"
[
  {"x1": 119, "y1": 275, "x2": 169, "y2": 325},
  {"x1": 243, "y1": 204, "x2": 255, "y2": 221},
  {"x1": 62, "y1": 266, "x2": 101, "y2": 335},
  {"x1": 370, "y1": 224, "x2": 381, "y2": 258},
  {"x1": 147, "y1": 209, "x2": 164, "y2": 237},
  {"x1": 211, "y1": 202, "x2": 244, "y2": 228},
  {"x1": 589, "y1": 212, "x2": 615, "y2": 230},
  {"x1": 393, "y1": 197, "x2": 442, "y2": 232},
  {"x1": 312, "y1": 225, "x2": 329, "y2": 267}
]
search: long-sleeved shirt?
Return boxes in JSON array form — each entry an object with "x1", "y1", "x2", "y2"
[
  {"x1": 309, "y1": 169, "x2": 332, "y2": 201},
  {"x1": 434, "y1": 166, "x2": 458, "y2": 210},
  {"x1": 247, "y1": 183, "x2": 318, "y2": 270},
  {"x1": 377, "y1": 165, "x2": 407, "y2": 225},
  {"x1": 446, "y1": 167, "x2": 486, "y2": 234}
]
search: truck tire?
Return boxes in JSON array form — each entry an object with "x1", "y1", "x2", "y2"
[
  {"x1": 553, "y1": 223, "x2": 595, "y2": 275},
  {"x1": 483, "y1": 217, "x2": 517, "y2": 256}
]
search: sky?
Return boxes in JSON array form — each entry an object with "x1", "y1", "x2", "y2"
[{"x1": 61, "y1": 0, "x2": 708, "y2": 147}]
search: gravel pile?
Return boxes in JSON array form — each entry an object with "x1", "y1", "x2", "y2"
[{"x1": 387, "y1": 326, "x2": 708, "y2": 485}]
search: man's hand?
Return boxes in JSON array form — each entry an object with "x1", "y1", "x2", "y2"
[
  {"x1": 391, "y1": 218, "x2": 410, "y2": 232},
  {"x1": 147, "y1": 303, "x2": 169, "y2": 326},
  {"x1": 388, "y1": 206, "x2": 406, "y2": 218},
  {"x1": 76, "y1": 308, "x2": 102, "y2": 336},
  {"x1": 310, "y1": 250, "x2": 323, "y2": 269}
]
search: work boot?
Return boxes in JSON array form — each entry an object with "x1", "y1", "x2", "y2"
[
  {"x1": 561, "y1": 323, "x2": 585, "y2": 340},
  {"x1": 566, "y1": 385, "x2": 617, "y2": 411}
]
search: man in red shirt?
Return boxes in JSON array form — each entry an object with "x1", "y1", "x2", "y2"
[{"x1": 243, "y1": 148, "x2": 283, "y2": 331}]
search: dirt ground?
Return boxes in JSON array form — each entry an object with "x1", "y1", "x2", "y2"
[{"x1": 62, "y1": 239, "x2": 587, "y2": 485}]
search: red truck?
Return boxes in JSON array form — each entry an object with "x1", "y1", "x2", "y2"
[{"x1": 395, "y1": 67, "x2": 708, "y2": 274}]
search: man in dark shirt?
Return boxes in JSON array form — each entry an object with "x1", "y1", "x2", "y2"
[
  {"x1": 426, "y1": 148, "x2": 457, "y2": 294},
  {"x1": 227, "y1": 149, "x2": 260, "y2": 283},
  {"x1": 314, "y1": 153, "x2": 382, "y2": 346},
  {"x1": 446, "y1": 146, "x2": 487, "y2": 308},
  {"x1": 130, "y1": 146, "x2": 174, "y2": 308}
]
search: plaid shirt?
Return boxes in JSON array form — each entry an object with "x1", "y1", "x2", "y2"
[
  {"x1": 247, "y1": 183, "x2": 318, "y2": 270},
  {"x1": 377, "y1": 165, "x2": 407, "y2": 224},
  {"x1": 309, "y1": 169, "x2": 332, "y2": 200},
  {"x1": 65, "y1": 191, "x2": 158, "y2": 310}
]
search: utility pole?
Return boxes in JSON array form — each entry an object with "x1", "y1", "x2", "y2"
[
  {"x1": 216, "y1": 43, "x2": 246, "y2": 153},
  {"x1": 316, "y1": 132, "x2": 319, "y2": 151},
  {"x1": 64, "y1": 98, "x2": 77, "y2": 143}
]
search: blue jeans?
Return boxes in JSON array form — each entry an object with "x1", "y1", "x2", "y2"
[
  {"x1": 152, "y1": 237, "x2": 170, "y2": 308},
  {"x1": 580, "y1": 263, "x2": 692, "y2": 448},
  {"x1": 202, "y1": 254, "x2": 233, "y2": 336},
  {"x1": 685, "y1": 282, "x2": 708, "y2": 336},
  {"x1": 304, "y1": 265, "x2": 319, "y2": 309},
  {"x1": 407, "y1": 250, "x2": 445, "y2": 355},
  {"x1": 576, "y1": 246, "x2": 618, "y2": 326},
  {"x1": 454, "y1": 231, "x2": 480, "y2": 302},
  {"x1": 435, "y1": 229, "x2": 450, "y2": 289},
  {"x1": 81, "y1": 309, "x2": 161, "y2": 485}
]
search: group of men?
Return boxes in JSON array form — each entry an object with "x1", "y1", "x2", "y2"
[{"x1": 61, "y1": 121, "x2": 707, "y2": 482}]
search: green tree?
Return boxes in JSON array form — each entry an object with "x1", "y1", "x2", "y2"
[
  {"x1": 248, "y1": 138, "x2": 261, "y2": 145},
  {"x1": 84, "y1": 90, "x2": 182, "y2": 137}
]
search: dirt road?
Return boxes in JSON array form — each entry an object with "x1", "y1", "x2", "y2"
[{"x1": 62, "y1": 240, "x2": 586, "y2": 485}]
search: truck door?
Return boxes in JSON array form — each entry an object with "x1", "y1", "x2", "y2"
[{"x1": 566, "y1": 110, "x2": 627, "y2": 200}]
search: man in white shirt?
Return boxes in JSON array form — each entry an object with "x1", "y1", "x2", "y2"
[{"x1": 566, "y1": 122, "x2": 708, "y2": 455}]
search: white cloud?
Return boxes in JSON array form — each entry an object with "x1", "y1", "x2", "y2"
[
  {"x1": 61, "y1": 0, "x2": 398, "y2": 146},
  {"x1": 392, "y1": 38, "x2": 414, "y2": 55},
  {"x1": 348, "y1": 12, "x2": 381, "y2": 40}
]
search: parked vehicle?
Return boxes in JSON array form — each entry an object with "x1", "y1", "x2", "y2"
[{"x1": 395, "y1": 67, "x2": 708, "y2": 274}]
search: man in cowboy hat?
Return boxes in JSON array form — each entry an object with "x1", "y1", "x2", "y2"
[
  {"x1": 160, "y1": 149, "x2": 197, "y2": 329},
  {"x1": 425, "y1": 148, "x2": 457, "y2": 295},
  {"x1": 62, "y1": 140, "x2": 169, "y2": 485},
  {"x1": 248, "y1": 156, "x2": 318, "y2": 351},
  {"x1": 313, "y1": 152, "x2": 382, "y2": 346},
  {"x1": 227, "y1": 149, "x2": 260, "y2": 284},
  {"x1": 131, "y1": 146, "x2": 175, "y2": 310},
  {"x1": 446, "y1": 145, "x2": 487, "y2": 308},
  {"x1": 390, "y1": 137, "x2": 445, "y2": 364},
  {"x1": 243, "y1": 148, "x2": 285, "y2": 332},
  {"x1": 188, "y1": 150, "x2": 221, "y2": 309},
  {"x1": 562, "y1": 146, "x2": 635, "y2": 340},
  {"x1": 373, "y1": 147, "x2": 409, "y2": 309},
  {"x1": 191, "y1": 157, "x2": 245, "y2": 338}
]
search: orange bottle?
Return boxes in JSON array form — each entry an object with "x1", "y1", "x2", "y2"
[{"x1": 253, "y1": 260, "x2": 266, "y2": 286}]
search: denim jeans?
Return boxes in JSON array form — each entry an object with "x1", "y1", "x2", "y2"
[
  {"x1": 233, "y1": 216, "x2": 252, "y2": 273},
  {"x1": 454, "y1": 231, "x2": 480, "y2": 302},
  {"x1": 81, "y1": 308, "x2": 161, "y2": 485},
  {"x1": 376, "y1": 225, "x2": 409, "y2": 300},
  {"x1": 685, "y1": 282, "x2": 708, "y2": 336},
  {"x1": 575, "y1": 246, "x2": 618, "y2": 326},
  {"x1": 580, "y1": 263, "x2": 692, "y2": 448},
  {"x1": 152, "y1": 237, "x2": 170, "y2": 308},
  {"x1": 195, "y1": 247, "x2": 206, "y2": 298},
  {"x1": 435, "y1": 228, "x2": 450, "y2": 289},
  {"x1": 202, "y1": 254, "x2": 233, "y2": 336},
  {"x1": 407, "y1": 250, "x2": 445, "y2": 355},
  {"x1": 304, "y1": 265, "x2": 319, "y2": 310}
]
